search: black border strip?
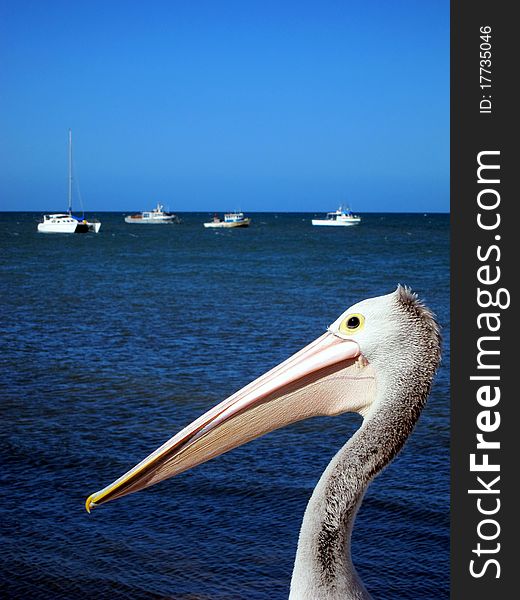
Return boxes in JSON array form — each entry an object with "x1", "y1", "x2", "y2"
[{"x1": 451, "y1": 2, "x2": 514, "y2": 597}]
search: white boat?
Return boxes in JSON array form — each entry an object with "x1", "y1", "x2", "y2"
[
  {"x1": 38, "y1": 213, "x2": 100, "y2": 233},
  {"x1": 125, "y1": 203, "x2": 181, "y2": 224},
  {"x1": 203, "y1": 212, "x2": 251, "y2": 228},
  {"x1": 311, "y1": 206, "x2": 361, "y2": 227},
  {"x1": 37, "y1": 130, "x2": 101, "y2": 234}
]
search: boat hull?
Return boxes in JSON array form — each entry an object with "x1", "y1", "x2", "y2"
[
  {"x1": 87, "y1": 222, "x2": 101, "y2": 233},
  {"x1": 37, "y1": 221, "x2": 78, "y2": 233},
  {"x1": 311, "y1": 219, "x2": 360, "y2": 227}
]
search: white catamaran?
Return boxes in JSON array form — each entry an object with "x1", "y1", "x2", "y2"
[{"x1": 37, "y1": 130, "x2": 101, "y2": 234}]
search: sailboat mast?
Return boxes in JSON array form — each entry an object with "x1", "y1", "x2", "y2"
[{"x1": 68, "y1": 129, "x2": 72, "y2": 214}]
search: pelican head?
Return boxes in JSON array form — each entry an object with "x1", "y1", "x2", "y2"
[{"x1": 86, "y1": 286, "x2": 440, "y2": 513}]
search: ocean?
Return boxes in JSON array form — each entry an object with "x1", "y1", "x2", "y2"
[{"x1": 0, "y1": 212, "x2": 449, "y2": 599}]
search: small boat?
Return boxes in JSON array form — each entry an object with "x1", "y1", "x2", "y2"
[
  {"x1": 38, "y1": 130, "x2": 101, "y2": 233},
  {"x1": 203, "y1": 212, "x2": 251, "y2": 228},
  {"x1": 311, "y1": 206, "x2": 361, "y2": 227},
  {"x1": 125, "y1": 203, "x2": 181, "y2": 224}
]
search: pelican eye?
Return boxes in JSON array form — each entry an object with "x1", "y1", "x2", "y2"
[{"x1": 339, "y1": 313, "x2": 365, "y2": 335}]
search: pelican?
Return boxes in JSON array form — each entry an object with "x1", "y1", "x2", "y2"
[{"x1": 86, "y1": 286, "x2": 441, "y2": 599}]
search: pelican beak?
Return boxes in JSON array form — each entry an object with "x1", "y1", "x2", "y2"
[{"x1": 86, "y1": 332, "x2": 376, "y2": 512}]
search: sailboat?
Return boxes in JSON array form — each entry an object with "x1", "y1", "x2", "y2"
[{"x1": 37, "y1": 130, "x2": 101, "y2": 233}]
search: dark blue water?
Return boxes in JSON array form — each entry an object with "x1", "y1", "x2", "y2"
[{"x1": 0, "y1": 212, "x2": 449, "y2": 599}]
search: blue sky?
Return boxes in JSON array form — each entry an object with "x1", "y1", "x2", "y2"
[{"x1": 0, "y1": 0, "x2": 449, "y2": 213}]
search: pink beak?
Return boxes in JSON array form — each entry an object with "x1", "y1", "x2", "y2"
[{"x1": 86, "y1": 331, "x2": 375, "y2": 512}]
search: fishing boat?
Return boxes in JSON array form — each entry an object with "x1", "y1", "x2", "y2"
[
  {"x1": 203, "y1": 212, "x2": 251, "y2": 228},
  {"x1": 37, "y1": 130, "x2": 101, "y2": 234},
  {"x1": 124, "y1": 203, "x2": 181, "y2": 224},
  {"x1": 311, "y1": 206, "x2": 361, "y2": 227}
]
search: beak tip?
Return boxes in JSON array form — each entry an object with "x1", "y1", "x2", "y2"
[{"x1": 85, "y1": 494, "x2": 96, "y2": 514}]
